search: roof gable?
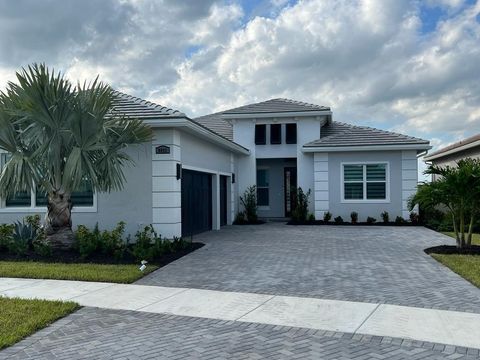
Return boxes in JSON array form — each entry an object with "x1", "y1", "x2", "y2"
[{"x1": 222, "y1": 98, "x2": 330, "y2": 115}]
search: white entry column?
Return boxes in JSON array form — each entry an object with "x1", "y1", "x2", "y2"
[
  {"x1": 152, "y1": 129, "x2": 182, "y2": 238},
  {"x1": 314, "y1": 152, "x2": 329, "y2": 219}
]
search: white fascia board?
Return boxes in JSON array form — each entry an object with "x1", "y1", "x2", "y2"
[
  {"x1": 424, "y1": 140, "x2": 480, "y2": 161},
  {"x1": 221, "y1": 110, "x2": 332, "y2": 119},
  {"x1": 144, "y1": 118, "x2": 250, "y2": 155},
  {"x1": 302, "y1": 144, "x2": 432, "y2": 153}
]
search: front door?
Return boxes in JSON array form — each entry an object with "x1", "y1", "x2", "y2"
[{"x1": 284, "y1": 167, "x2": 297, "y2": 217}]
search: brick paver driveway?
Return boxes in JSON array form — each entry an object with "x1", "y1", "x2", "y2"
[
  {"x1": 138, "y1": 223, "x2": 480, "y2": 313},
  {"x1": 4, "y1": 224, "x2": 480, "y2": 359}
]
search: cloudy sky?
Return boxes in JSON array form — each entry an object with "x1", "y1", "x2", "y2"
[{"x1": 0, "y1": 0, "x2": 479, "y2": 157}]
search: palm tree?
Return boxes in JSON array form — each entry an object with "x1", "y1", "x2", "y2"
[
  {"x1": 409, "y1": 158, "x2": 480, "y2": 249},
  {"x1": 0, "y1": 64, "x2": 153, "y2": 248}
]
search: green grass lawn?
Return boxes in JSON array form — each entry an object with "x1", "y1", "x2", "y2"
[
  {"x1": 0, "y1": 297, "x2": 78, "y2": 349},
  {"x1": 432, "y1": 232, "x2": 480, "y2": 288},
  {"x1": 431, "y1": 254, "x2": 480, "y2": 288},
  {"x1": 442, "y1": 232, "x2": 480, "y2": 245},
  {"x1": 0, "y1": 262, "x2": 158, "y2": 283}
]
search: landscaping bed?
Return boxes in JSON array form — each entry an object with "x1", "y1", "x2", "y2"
[
  {"x1": 0, "y1": 297, "x2": 78, "y2": 350},
  {"x1": 0, "y1": 242, "x2": 204, "y2": 265},
  {"x1": 287, "y1": 220, "x2": 421, "y2": 226},
  {"x1": 0, "y1": 219, "x2": 204, "y2": 283}
]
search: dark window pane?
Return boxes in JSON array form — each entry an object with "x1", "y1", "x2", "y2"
[
  {"x1": 344, "y1": 183, "x2": 363, "y2": 200},
  {"x1": 344, "y1": 165, "x2": 363, "y2": 182},
  {"x1": 255, "y1": 124, "x2": 266, "y2": 145},
  {"x1": 270, "y1": 124, "x2": 281, "y2": 144},
  {"x1": 257, "y1": 188, "x2": 269, "y2": 206},
  {"x1": 257, "y1": 169, "x2": 269, "y2": 187},
  {"x1": 285, "y1": 123, "x2": 297, "y2": 144},
  {"x1": 6, "y1": 191, "x2": 31, "y2": 207},
  {"x1": 367, "y1": 182, "x2": 386, "y2": 199},
  {"x1": 36, "y1": 181, "x2": 94, "y2": 207},
  {"x1": 366, "y1": 164, "x2": 386, "y2": 181},
  {"x1": 36, "y1": 191, "x2": 48, "y2": 206}
]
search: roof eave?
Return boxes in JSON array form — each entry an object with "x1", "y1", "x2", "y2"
[
  {"x1": 302, "y1": 144, "x2": 432, "y2": 153},
  {"x1": 221, "y1": 110, "x2": 332, "y2": 119},
  {"x1": 143, "y1": 118, "x2": 249, "y2": 155},
  {"x1": 424, "y1": 139, "x2": 480, "y2": 161}
]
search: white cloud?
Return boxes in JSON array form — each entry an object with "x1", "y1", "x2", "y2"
[
  {"x1": 155, "y1": 0, "x2": 480, "y2": 146},
  {"x1": 0, "y1": 0, "x2": 479, "y2": 149}
]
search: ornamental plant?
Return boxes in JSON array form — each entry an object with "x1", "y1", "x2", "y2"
[{"x1": 0, "y1": 64, "x2": 152, "y2": 248}]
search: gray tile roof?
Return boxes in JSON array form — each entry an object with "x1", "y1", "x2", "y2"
[
  {"x1": 111, "y1": 91, "x2": 186, "y2": 119},
  {"x1": 193, "y1": 98, "x2": 330, "y2": 141},
  {"x1": 425, "y1": 133, "x2": 480, "y2": 159},
  {"x1": 222, "y1": 98, "x2": 330, "y2": 115},
  {"x1": 304, "y1": 121, "x2": 430, "y2": 148},
  {"x1": 193, "y1": 111, "x2": 233, "y2": 140}
]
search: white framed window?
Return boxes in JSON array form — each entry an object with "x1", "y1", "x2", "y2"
[
  {"x1": 0, "y1": 152, "x2": 97, "y2": 212},
  {"x1": 256, "y1": 168, "x2": 269, "y2": 207},
  {"x1": 341, "y1": 162, "x2": 389, "y2": 202}
]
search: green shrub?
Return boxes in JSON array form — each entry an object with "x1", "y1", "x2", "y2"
[
  {"x1": 24, "y1": 215, "x2": 51, "y2": 256},
  {"x1": 323, "y1": 211, "x2": 332, "y2": 222},
  {"x1": 409, "y1": 212, "x2": 420, "y2": 224},
  {"x1": 381, "y1": 211, "x2": 389, "y2": 223},
  {"x1": 74, "y1": 224, "x2": 100, "y2": 259},
  {"x1": 350, "y1": 211, "x2": 358, "y2": 224},
  {"x1": 234, "y1": 211, "x2": 246, "y2": 224},
  {"x1": 240, "y1": 185, "x2": 258, "y2": 223},
  {"x1": 420, "y1": 208, "x2": 451, "y2": 231},
  {"x1": 291, "y1": 187, "x2": 311, "y2": 222},
  {"x1": 0, "y1": 224, "x2": 14, "y2": 251},
  {"x1": 8, "y1": 220, "x2": 40, "y2": 256},
  {"x1": 334, "y1": 216, "x2": 343, "y2": 224},
  {"x1": 131, "y1": 225, "x2": 158, "y2": 262},
  {"x1": 24, "y1": 215, "x2": 41, "y2": 232},
  {"x1": 100, "y1": 221, "x2": 127, "y2": 259},
  {"x1": 308, "y1": 213, "x2": 315, "y2": 222},
  {"x1": 366, "y1": 216, "x2": 376, "y2": 224},
  {"x1": 395, "y1": 216, "x2": 405, "y2": 225},
  {"x1": 33, "y1": 239, "x2": 52, "y2": 257}
]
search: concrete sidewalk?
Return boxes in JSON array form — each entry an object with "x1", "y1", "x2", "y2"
[{"x1": 1, "y1": 277, "x2": 479, "y2": 350}]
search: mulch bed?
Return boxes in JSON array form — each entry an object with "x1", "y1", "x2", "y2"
[
  {"x1": 0, "y1": 242, "x2": 204, "y2": 266},
  {"x1": 287, "y1": 220, "x2": 422, "y2": 226},
  {"x1": 425, "y1": 245, "x2": 480, "y2": 255}
]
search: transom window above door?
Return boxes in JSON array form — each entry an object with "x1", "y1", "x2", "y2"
[{"x1": 342, "y1": 163, "x2": 389, "y2": 202}]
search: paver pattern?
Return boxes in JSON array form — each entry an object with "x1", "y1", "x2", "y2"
[
  {"x1": 2, "y1": 307, "x2": 478, "y2": 360},
  {"x1": 138, "y1": 224, "x2": 480, "y2": 312}
]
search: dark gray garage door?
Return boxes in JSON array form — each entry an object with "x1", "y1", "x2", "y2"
[{"x1": 181, "y1": 169, "x2": 212, "y2": 236}]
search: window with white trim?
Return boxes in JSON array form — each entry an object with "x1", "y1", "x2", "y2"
[
  {"x1": 0, "y1": 152, "x2": 95, "y2": 209},
  {"x1": 343, "y1": 163, "x2": 387, "y2": 201},
  {"x1": 256, "y1": 169, "x2": 269, "y2": 206}
]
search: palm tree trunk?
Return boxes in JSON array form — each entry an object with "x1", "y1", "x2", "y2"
[
  {"x1": 45, "y1": 191, "x2": 74, "y2": 249},
  {"x1": 452, "y1": 213, "x2": 461, "y2": 248},
  {"x1": 467, "y1": 214, "x2": 474, "y2": 248}
]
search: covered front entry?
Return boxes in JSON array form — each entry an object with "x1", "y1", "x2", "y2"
[
  {"x1": 256, "y1": 158, "x2": 297, "y2": 218},
  {"x1": 181, "y1": 169, "x2": 212, "y2": 236}
]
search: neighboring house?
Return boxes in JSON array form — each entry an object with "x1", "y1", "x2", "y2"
[
  {"x1": 0, "y1": 93, "x2": 431, "y2": 237},
  {"x1": 424, "y1": 134, "x2": 480, "y2": 181}
]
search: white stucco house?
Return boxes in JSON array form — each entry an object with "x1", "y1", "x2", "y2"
[{"x1": 0, "y1": 93, "x2": 431, "y2": 237}]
